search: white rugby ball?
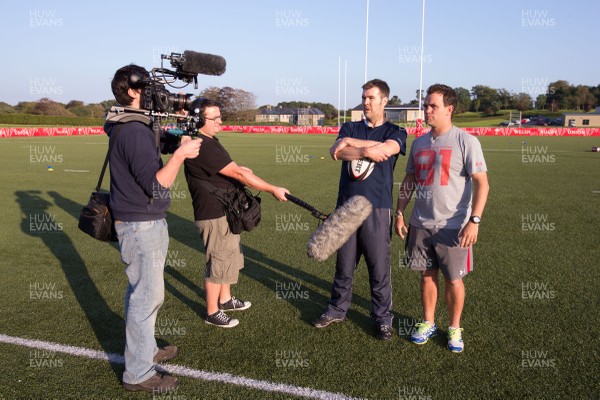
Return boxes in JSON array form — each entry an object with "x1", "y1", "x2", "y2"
[{"x1": 348, "y1": 157, "x2": 375, "y2": 180}]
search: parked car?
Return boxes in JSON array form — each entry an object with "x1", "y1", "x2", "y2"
[
  {"x1": 548, "y1": 118, "x2": 562, "y2": 126},
  {"x1": 499, "y1": 120, "x2": 520, "y2": 127}
]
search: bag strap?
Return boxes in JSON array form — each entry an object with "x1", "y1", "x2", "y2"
[
  {"x1": 195, "y1": 179, "x2": 230, "y2": 205},
  {"x1": 96, "y1": 125, "x2": 123, "y2": 192}
]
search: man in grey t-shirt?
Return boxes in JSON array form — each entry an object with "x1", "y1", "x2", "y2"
[{"x1": 395, "y1": 84, "x2": 489, "y2": 353}]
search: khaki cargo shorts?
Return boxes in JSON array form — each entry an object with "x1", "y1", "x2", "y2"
[{"x1": 195, "y1": 216, "x2": 244, "y2": 284}]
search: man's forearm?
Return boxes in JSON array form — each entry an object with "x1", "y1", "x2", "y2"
[
  {"x1": 396, "y1": 174, "x2": 416, "y2": 213},
  {"x1": 471, "y1": 174, "x2": 489, "y2": 217},
  {"x1": 233, "y1": 169, "x2": 278, "y2": 194},
  {"x1": 155, "y1": 153, "x2": 185, "y2": 189}
]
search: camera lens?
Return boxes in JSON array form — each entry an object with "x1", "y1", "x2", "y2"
[{"x1": 169, "y1": 93, "x2": 193, "y2": 112}]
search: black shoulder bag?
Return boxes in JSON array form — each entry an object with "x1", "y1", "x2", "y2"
[
  {"x1": 77, "y1": 126, "x2": 122, "y2": 242},
  {"x1": 198, "y1": 180, "x2": 262, "y2": 234}
]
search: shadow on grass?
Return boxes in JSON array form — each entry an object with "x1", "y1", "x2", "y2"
[
  {"x1": 164, "y1": 210, "x2": 387, "y2": 338},
  {"x1": 16, "y1": 190, "x2": 124, "y2": 382}
]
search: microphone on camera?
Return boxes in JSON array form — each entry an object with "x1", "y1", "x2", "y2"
[{"x1": 181, "y1": 50, "x2": 226, "y2": 76}]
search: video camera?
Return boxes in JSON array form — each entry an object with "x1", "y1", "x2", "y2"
[{"x1": 125, "y1": 50, "x2": 226, "y2": 138}]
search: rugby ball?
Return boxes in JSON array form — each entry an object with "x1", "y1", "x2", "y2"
[{"x1": 348, "y1": 157, "x2": 375, "y2": 180}]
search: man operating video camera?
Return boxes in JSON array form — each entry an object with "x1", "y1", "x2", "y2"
[{"x1": 105, "y1": 64, "x2": 201, "y2": 394}]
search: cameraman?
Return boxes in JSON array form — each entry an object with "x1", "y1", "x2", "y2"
[{"x1": 105, "y1": 64, "x2": 201, "y2": 393}]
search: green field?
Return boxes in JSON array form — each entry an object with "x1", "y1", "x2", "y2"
[{"x1": 0, "y1": 132, "x2": 599, "y2": 399}]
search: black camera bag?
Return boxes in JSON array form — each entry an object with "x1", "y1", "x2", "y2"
[
  {"x1": 198, "y1": 181, "x2": 261, "y2": 234},
  {"x1": 78, "y1": 126, "x2": 122, "y2": 242}
]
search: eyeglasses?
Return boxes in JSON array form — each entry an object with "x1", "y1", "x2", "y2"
[{"x1": 205, "y1": 115, "x2": 222, "y2": 122}]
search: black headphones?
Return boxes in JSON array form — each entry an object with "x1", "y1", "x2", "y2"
[
  {"x1": 191, "y1": 98, "x2": 206, "y2": 128},
  {"x1": 128, "y1": 72, "x2": 147, "y2": 89}
]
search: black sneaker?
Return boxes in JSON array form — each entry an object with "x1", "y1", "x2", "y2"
[
  {"x1": 219, "y1": 296, "x2": 251, "y2": 311},
  {"x1": 376, "y1": 324, "x2": 394, "y2": 340},
  {"x1": 204, "y1": 310, "x2": 239, "y2": 328},
  {"x1": 311, "y1": 314, "x2": 345, "y2": 328}
]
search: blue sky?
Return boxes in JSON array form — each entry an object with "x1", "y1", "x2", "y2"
[{"x1": 1, "y1": 0, "x2": 598, "y2": 108}]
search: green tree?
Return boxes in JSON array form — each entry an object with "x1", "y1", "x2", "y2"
[
  {"x1": 546, "y1": 80, "x2": 570, "y2": 111},
  {"x1": 512, "y1": 93, "x2": 533, "y2": 111},
  {"x1": 0, "y1": 102, "x2": 16, "y2": 113},
  {"x1": 388, "y1": 95, "x2": 401, "y2": 106},
  {"x1": 497, "y1": 89, "x2": 512, "y2": 110},
  {"x1": 535, "y1": 94, "x2": 547, "y2": 110},
  {"x1": 455, "y1": 87, "x2": 471, "y2": 113},
  {"x1": 199, "y1": 86, "x2": 257, "y2": 121},
  {"x1": 471, "y1": 85, "x2": 499, "y2": 114},
  {"x1": 32, "y1": 98, "x2": 75, "y2": 117},
  {"x1": 15, "y1": 101, "x2": 38, "y2": 114}
]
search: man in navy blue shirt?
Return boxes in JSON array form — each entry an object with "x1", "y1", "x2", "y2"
[
  {"x1": 312, "y1": 79, "x2": 407, "y2": 340},
  {"x1": 105, "y1": 64, "x2": 201, "y2": 393}
]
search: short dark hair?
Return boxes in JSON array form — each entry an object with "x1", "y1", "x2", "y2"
[
  {"x1": 190, "y1": 98, "x2": 220, "y2": 117},
  {"x1": 426, "y1": 84, "x2": 457, "y2": 112},
  {"x1": 362, "y1": 79, "x2": 390, "y2": 99},
  {"x1": 111, "y1": 64, "x2": 149, "y2": 106}
]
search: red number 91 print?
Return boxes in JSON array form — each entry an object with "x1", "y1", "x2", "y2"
[{"x1": 414, "y1": 148, "x2": 452, "y2": 186}]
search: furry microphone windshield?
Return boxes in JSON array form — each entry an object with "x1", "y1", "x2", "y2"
[{"x1": 284, "y1": 194, "x2": 372, "y2": 262}]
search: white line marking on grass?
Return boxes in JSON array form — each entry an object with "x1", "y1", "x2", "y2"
[
  {"x1": 0, "y1": 333, "x2": 362, "y2": 400},
  {"x1": 63, "y1": 169, "x2": 90, "y2": 173}
]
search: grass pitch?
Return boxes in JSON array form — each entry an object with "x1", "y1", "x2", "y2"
[{"x1": 0, "y1": 132, "x2": 599, "y2": 399}]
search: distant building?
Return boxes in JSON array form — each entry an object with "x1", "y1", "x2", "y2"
[
  {"x1": 256, "y1": 106, "x2": 325, "y2": 126},
  {"x1": 350, "y1": 104, "x2": 421, "y2": 123},
  {"x1": 562, "y1": 109, "x2": 600, "y2": 127}
]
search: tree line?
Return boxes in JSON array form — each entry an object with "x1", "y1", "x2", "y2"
[{"x1": 2, "y1": 80, "x2": 598, "y2": 122}]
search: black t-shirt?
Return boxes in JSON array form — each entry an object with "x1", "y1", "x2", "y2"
[{"x1": 184, "y1": 135, "x2": 239, "y2": 220}]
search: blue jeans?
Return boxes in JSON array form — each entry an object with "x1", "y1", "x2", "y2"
[{"x1": 115, "y1": 219, "x2": 168, "y2": 384}]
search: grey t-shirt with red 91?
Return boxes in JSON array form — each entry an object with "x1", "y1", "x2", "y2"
[{"x1": 406, "y1": 126, "x2": 487, "y2": 229}]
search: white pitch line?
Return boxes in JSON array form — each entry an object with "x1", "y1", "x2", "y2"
[{"x1": 0, "y1": 333, "x2": 361, "y2": 400}]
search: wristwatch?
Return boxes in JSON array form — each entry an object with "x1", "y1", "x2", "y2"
[
  {"x1": 394, "y1": 210, "x2": 403, "y2": 218},
  {"x1": 469, "y1": 215, "x2": 481, "y2": 224}
]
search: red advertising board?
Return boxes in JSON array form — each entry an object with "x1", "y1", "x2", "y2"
[{"x1": 1, "y1": 126, "x2": 599, "y2": 138}]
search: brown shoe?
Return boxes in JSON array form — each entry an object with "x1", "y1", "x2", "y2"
[
  {"x1": 123, "y1": 371, "x2": 179, "y2": 393},
  {"x1": 153, "y1": 345, "x2": 179, "y2": 363}
]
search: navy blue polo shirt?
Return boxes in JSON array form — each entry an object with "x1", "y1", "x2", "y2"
[{"x1": 336, "y1": 121, "x2": 407, "y2": 209}]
